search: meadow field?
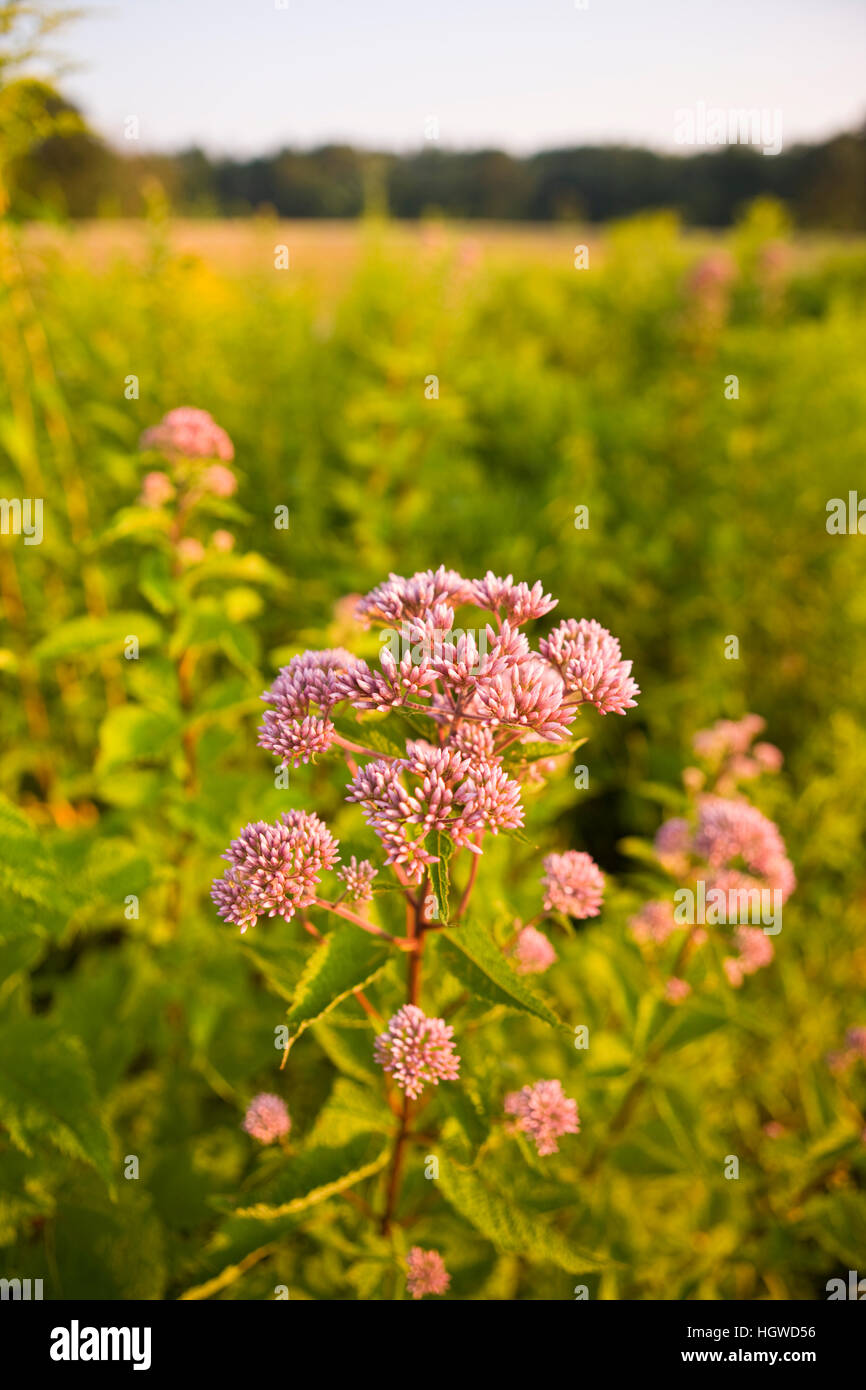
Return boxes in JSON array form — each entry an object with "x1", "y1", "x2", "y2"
[{"x1": 1, "y1": 203, "x2": 865, "y2": 1300}]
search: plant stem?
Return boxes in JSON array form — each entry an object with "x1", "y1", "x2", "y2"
[
  {"x1": 313, "y1": 896, "x2": 417, "y2": 949},
  {"x1": 381, "y1": 884, "x2": 427, "y2": 1232}
]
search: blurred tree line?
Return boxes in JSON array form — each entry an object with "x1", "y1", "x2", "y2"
[{"x1": 2, "y1": 78, "x2": 866, "y2": 227}]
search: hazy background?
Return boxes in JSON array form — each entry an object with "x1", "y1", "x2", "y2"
[{"x1": 60, "y1": 0, "x2": 866, "y2": 155}]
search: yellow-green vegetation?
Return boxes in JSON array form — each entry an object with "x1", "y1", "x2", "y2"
[{"x1": 1, "y1": 201, "x2": 865, "y2": 1299}]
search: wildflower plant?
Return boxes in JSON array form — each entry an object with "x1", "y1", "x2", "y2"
[{"x1": 207, "y1": 567, "x2": 638, "y2": 1289}]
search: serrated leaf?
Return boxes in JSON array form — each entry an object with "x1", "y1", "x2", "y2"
[
  {"x1": 283, "y1": 926, "x2": 390, "y2": 1056},
  {"x1": 438, "y1": 1162, "x2": 609, "y2": 1273},
  {"x1": 331, "y1": 715, "x2": 405, "y2": 758},
  {"x1": 0, "y1": 1019, "x2": 114, "y2": 1183},
  {"x1": 306, "y1": 1077, "x2": 393, "y2": 1147},
  {"x1": 426, "y1": 829, "x2": 453, "y2": 922},
  {"x1": 504, "y1": 735, "x2": 588, "y2": 766},
  {"x1": 96, "y1": 704, "x2": 182, "y2": 775},
  {"x1": 32, "y1": 612, "x2": 163, "y2": 663},
  {"x1": 439, "y1": 918, "x2": 566, "y2": 1031},
  {"x1": 240, "y1": 937, "x2": 309, "y2": 1002},
  {"x1": 228, "y1": 1133, "x2": 389, "y2": 1220}
]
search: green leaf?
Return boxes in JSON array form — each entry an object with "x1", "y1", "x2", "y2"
[
  {"x1": 503, "y1": 735, "x2": 588, "y2": 767},
  {"x1": 283, "y1": 926, "x2": 390, "y2": 1056},
  {"x1": 305, "y1": 1078, "x2": 394, "y2": 1148},
  {"x1": 139, "y1": 551, "x2": 175, "y2": 615},
  {"x1": 32, "y1": 612, "x2": 163, "y2": 663},
  {"x1": 96, "y1": 704, "x2": 182, "y2": 775},
  {"x1": 331, "y1": 714, "x2": 405, "y2": 758},
  {"x1": 439, "y1": 918, "x2": 566, "y2": 1031},
  {"x1": 229, "y1": 1133, "x2": 390, "y2": 1220},
  {"x1": 438, "y1": 1162, "x2": 609, "y2": 1273},
  {"x1": 0, "y1": 1019, "x2": 114, "y2": 1184},
  {"x1": 426, "y1": 829, "x2": 454, "y2": 923},
  {"x1": 240, "y1": 937, "x2": 310, "y2": 1002}
]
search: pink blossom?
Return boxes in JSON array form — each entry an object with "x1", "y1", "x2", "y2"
[
  {"x1": 472, "y1": 653, "x2": 576, "y2": 741},
  {"x1": 374, "y1": 1005, "x2": 460, "y2": 1099},
  {"x1": 406, "y1": 1247, "x2": 451, "y2": 1299},
  {"x1": 540, "y1": 618, "x2": 639, "y2": 715},
  {"x1": 665, "y1": 976, "x2": 691, "y2": 1003},
  {"x1": 695, "y1": 796, "x2": 796, "y2": 902},
  {"x1": 511, "y1": 925, "x2": 558, "y2": 975},
  {"x1": 140, "y1": 406, "x2": 234, "y2": 461},
  {"x1": 139, "y1": 470, "x2": 175, "y2": 508},
  {"x1": 176, "y1": 537, "x2": 206, "y2": 566},
  {"x1": 630, "y1": 900, "x2": 678, "y2": 945},
  {"x1": 243, "y1": 1093, "x2": 291, "y2": 1144},
  {"x1": 505, "y1": 1079, "x2": 579, "y2": 1156},
  {"x1": 259, "y1": 649, "x2": 362, "y2": 766},
  {"x1": 723, "y1": 926, "x2": 774, "y2": 987},
  {"x1": 654, "y1": 817, "x2": 692, "y2": 875},
  {"x1": 355, "y1": 567, "x2": 471, "y2": 628},
  {"x1": 337, "y1": 856, "x2": 377, "y2": 902},
  {"x1": 541, "y1": 850, "x2": 604, "y2": 918},
  {"x1": 753, "y1": 742, "x2": 784, "y2": 772},
  {"x1": 687, "y1": 250, "x2": 737, "y2": 299},
  {"x1": 469, "y1": 571, "x2": 558, "y2": 624},
  {"x1": 211, "y1": 810, "x2": 339, "y2": 933},
  {"x1": 212, "y1": 528, "x2": 235, "y2": 552},
  {"x1": 203, "y1": 463, "x2": 237, "y2": 497}
]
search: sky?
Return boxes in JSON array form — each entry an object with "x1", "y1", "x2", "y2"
[{"x1": 56, "y1": 0, "x2": 866, "y2": 157}]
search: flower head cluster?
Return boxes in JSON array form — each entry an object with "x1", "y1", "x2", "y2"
[
  {"x1": 374, "y1": 1004, "x2": 460, "y2": 1099},
  {"x1": 406, "y1": 1247, "x2": 450, "y2": 1299},
  {"x1": 211, "y1": 810, "x2": 339, "y2": 932},
  {"x1": 252, "y1": 570, "x2": 638, "y2": 879},
  {"x1": 259, "y1": 649, "x2": 363, "y2": 766},
  {"x1": 347, "y1": 739, "x2": 522, "y2": 883},
  {"x1": 243, "y1": 1093, "x2": 291, "y2": 1144},
  {"x1": 723, "y1": 926, "x2": 775, "y2": 988},
  {"x1": 337, "y1": 856, "x2": 377, "y2": 902},
  {"x1": 505, "y1": 1079, "x2": 580, "y2": 1156},
  {"x1": 693, "y1": 796, "x2": 796, "y2": 902},
  {"x1": 654, "y1": 797, "x2": 794, "y2": 904},
  {"x1": 541, "y1": 850, "x2": 605, "y2": 918},
  {"x1": 140, "y1": 406, "x2": 234, "y2": 461},
  {"x1": 511, "y1": 925, "x2": 558, "y2": 975},
  {"x1": 539, "y1": 619, "x2": 640, "y2": 715}
]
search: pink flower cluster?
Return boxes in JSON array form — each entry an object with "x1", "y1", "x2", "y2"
[
  {"x1": 258, "y1": 649, "x2": 362, "y2": 767},
  {"x1": 655, "y1": 796, "x2": 795, "y2": 903},
  {"x1": 346, "y1": 739, "x2": 523, "y2": 883},
  {"x1": 140, "y1": 406, "x2": 234, "y2": 461},
  {"x1": 406, "y1": 1247, "x2": 451, "y2": 1299},
  {"x1": 337, "y1": 856, "x2": 377, "y2": 902},
  {"x1": 243, "y1": 1093, "x2": 291, "y2": 1144},
  {"x1": 505, "y1": 1079, "x2": 580, "y2": 1156},
  {"x1": 511, "y1": 925, "x2": 557, "y2": 975},
  {"x1": 253, "y1": 568, "x2": 638, "y2": 883},
  {"x1": 723, "y1": 926, "x2": 775, "y2": 988},
  {"x1": 211, "y1": 810, "x2": 339, "y2": 933},
  {"x1": 541, "y1": 850, "x2": 605, "y2": 919},
  {"x1": 374, "y1": 1005, "x2": 460, "y2": 1099},
  {"x1": 539, "y1": 618, "x2": 639, "y2": 715}
]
